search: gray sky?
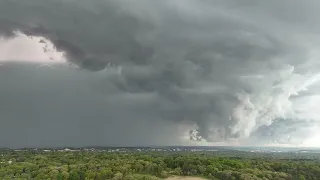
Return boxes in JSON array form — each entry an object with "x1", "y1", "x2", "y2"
[{"x1": 1, "y1": 0, "x2": 320, "y2": 147}]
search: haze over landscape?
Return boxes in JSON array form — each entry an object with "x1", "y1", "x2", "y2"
[{"x1": 1, "y1": 0, "x2": 320, "y2": 148}]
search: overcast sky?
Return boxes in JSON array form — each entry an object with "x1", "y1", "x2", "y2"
[{"x1": 1, "y1": 0, "x2": 320, "y2": 148}]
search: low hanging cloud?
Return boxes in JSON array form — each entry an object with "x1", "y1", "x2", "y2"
[{"x1": 1, "y1": 0, "x2": 320, "y2": 147}]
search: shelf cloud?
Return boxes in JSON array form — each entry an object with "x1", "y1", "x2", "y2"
[{"x1": 1, "y1": 0, "x2": 320, "y2": 147}]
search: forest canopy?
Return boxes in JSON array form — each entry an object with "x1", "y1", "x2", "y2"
[{"x1": 0, "y1": 149, "x2": 319, "y2": 180}]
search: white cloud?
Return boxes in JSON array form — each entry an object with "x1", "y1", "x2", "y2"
[{"x1": 0, "y1": 31, "x2": 65, "y2": 63}]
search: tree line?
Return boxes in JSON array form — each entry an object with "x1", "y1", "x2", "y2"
[{"x1": 0, "y1": 150, "x2": 319, "y2": 180}]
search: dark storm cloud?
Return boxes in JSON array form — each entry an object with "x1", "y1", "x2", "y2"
[
  {"x1": 1, "y1": 0, "x2": 320, "y2": 146},
  {"x1": 0, "y1": 62, "x2": 188, "y2": 148}
]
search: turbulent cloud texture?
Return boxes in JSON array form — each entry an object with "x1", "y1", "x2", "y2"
[{"x1": 1, "y1": 0, "x2": 320, "y2": 147}]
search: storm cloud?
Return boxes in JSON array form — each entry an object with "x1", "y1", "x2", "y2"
[{"x1": 1, "y1": 0, "x2": 320, "y2": 147}]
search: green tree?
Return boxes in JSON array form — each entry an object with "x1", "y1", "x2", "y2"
[
  {"x1": 69, "y1": 171, "x2": 80, "y2": 180},
  {"x1": 113, "y1": 172, "x2": 123, "y2": 180}
]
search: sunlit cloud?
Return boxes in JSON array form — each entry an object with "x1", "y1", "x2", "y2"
[{"x1": 0, "y1": 31, "x2": 65, "y2": 63}]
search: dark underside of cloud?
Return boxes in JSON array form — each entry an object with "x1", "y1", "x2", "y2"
[
  {"x1": 0, "y1": 63, "x2": 188, "y2": 148},
  {"x1": 1, "y1": 0, "x2": 320, "y2": 147}
]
